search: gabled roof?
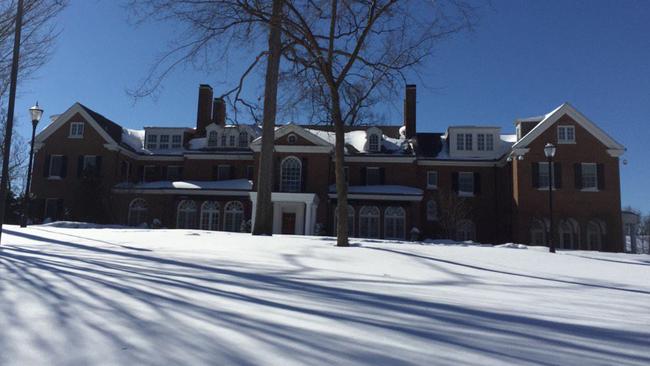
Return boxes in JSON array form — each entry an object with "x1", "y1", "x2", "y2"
[
  {"x1": 512, "y1": 103, "x2": 625, "y2": 156},
  {"x1": 250, "y1": 123, "x2": 332, "y2": 147}
]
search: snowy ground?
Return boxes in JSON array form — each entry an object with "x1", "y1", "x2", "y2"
[{"x1": 1, "y1": 225, "x2": 649, "y2": 366}]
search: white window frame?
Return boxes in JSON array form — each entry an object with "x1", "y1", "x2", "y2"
[
  {"x1": 486, "y1": 134, "x2": 494, "y2": 151},
  {"x1": 280, "y1": 156, "x2": 302, "y2": 192},
  {"x1": 159, "y1": 135, "x2": 170, "y2": 149},
  {"x1": 465, "y1": 134, "x2": 473, "y2": 150},
  {"x1": 457, "y1": 133, "x2": 465, "y2": 150},
  {"x1": 458, "y1": 172, "x2": 474, "y2": 197},
  {"x1": 49, "y1": 155, "x2": 64, "y2": 178},
  {"x1": 426, "y1": 171, "x2": 438, "y2": 189},
  {"x1": 229, "y1": 135, "x2": 236, "y2": 147},
  {"x1": 581, "y1": 163, "x2": 598, "y2": 191},
  {"x1": 557, "y1": 125, "x2": 576, "y2": 144},
  {"x1": 456, "y1": 220, "x2": 476, "y2": 242},
  {"x1": 146, "y1": 134, "x2": 158, "y2": 149},
  {"x1": 69, "y1": 122, "x2": 84, "y2": 138},
  {"x1": 171, "y1": 134, "x2": 182, "y2": 148},
  {"x1": 477, "y1": 134, "x2": 485, "y2": 151}
]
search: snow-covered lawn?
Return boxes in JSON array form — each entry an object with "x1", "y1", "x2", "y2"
[{"x1": 1, "y1": 225, "x2": 649, "y2": 366}]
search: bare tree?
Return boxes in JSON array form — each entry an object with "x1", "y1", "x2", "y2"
[
  {"x1": 276, "y1": 0, "x2": 477, "y2": 246},
  {"x1": 0, "y1": 108, "x2": 27, "y2": 191},
  {"x1": 437, "y1": 191, "x2": 472, "y2": 240}
]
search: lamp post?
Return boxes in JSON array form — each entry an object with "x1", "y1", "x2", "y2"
[
  {"x1": 544, "y1": 143, "x2": 557, "y2": 253},
  {"x1": 20, "y1": 102, "x2": 43, "y2": 228}
]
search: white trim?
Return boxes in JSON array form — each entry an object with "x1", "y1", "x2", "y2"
[
  {"x1": 185, "y1": 154, "x2": 253, "y2": 160},
  {"x1": 249, "y1": 192, "x2": 319, "y2": 204},
  {"x1": 417, "y1": 159, "x2": 498, "y2": 167},
  {"x1": 557, "y1": 125, "x2": 576, "y2": 144},
  {"x1": 329, "y1": 193, "x2": 422, "y2": 201},
  {"x1": 270, "y1": 145, "x2": 332, "y2": 153},
  {"x1": 112, "y1": 188, "x2": 250, "y2": 196},
  {"x1": 512, "y1": 103, "x2": 625, "y2": 153},
  {"x1": 344, "y1": 156, "x2": 415, "y2": 163},
  {"x1": 36, "y1": 103, "x2": 118, "y2": 147},
  {"x1": 68, "y1": 122, "x2": 85, "y2": 138},
  {"x1": 250, "y1": 124, "x2": 332, "y2": 150}
]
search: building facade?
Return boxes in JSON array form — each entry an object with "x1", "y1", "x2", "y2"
[{"x1": 30, "y1": 84, "x2": 626, "y2": 251}]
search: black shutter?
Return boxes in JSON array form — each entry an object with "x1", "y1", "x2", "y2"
[
  {"x1": 474, "y1": 172, "x2": 481, "y2": 194},
  {"x1": 574, "y1": 163, "x2": 582, "y2": 189},
  {"x1": 379, "y1": 167, "x2": 386, "y2": 185},
  {"x1": 597, "y1": 163, "x2": 605, "y2": 190},
  {"x1": 95, "y1": 156, "x2": 102, "y2": 177},
  {"x1": 56, "y1": 199, "x2": 64, "y2": 220},
  {"x1": 452, "y1": 172, "x2": 459, "y2": 193},
  {"x1": 301, "y1": 158, "x2": 308, "y2": 192},
  {"x1": 531, "y1": 163, "x2": 539, "y2": 188},
  {"x1": 77, "y1": 156, "x2": 84, "y2": 178},
  {"x1": 61, "y1": 156, "x2": 68, "y2": 178},
  {"x1": 360, "y1": 167, "x2": 367, "y2": 186},
  {"x1": 43, "y1": 155, "x2": 51, "y2": 177},
  {"x1": 554, "y1": 163, "x2": 562, "y2": 189}
]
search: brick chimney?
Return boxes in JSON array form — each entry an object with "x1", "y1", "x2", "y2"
[
  {"x1": 404, "y1": 84, "x2": 416, "y2": 139},
  {"x1": 196, "y1": 84, "x2": 213, "y2": 135},
  {"x1": 212, "y1": 97, "x2": 226, "y2": 127}
]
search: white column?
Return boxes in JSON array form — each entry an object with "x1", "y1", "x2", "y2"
[
  {"x1": 250, "y1": 197, "x2": 257, "y2": 229},
  {"x1": 304, "y1": 201, "x2": 313, "y2": 235}
]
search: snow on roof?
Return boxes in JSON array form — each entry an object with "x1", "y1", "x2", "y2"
[
  {"x1": 122, "y1": 128, "x2": 145, "y2": 151},
  {"x1": 305, "y1": 128, "x2": 405, "y2": 154},
  {"x1": 330, "y1": 184, "x2": 423, "y2": 195},
  {"x1": 115, "y1": 179, "x2": 253, "y2": 191},
  {"x1": 434, "y1": 134, "x2": 514, "y2": 160}
]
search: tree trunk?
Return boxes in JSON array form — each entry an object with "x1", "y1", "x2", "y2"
[
  {"x1": 330, "y1": 88, "x2": 349, "y2": 247},
  {"x1": 252, "y1": 0, "x2": 283, "y2": 236}
]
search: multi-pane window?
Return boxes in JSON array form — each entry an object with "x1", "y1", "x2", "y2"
[
  {"x1": 366, "y1": 167, "x2": 381, "y2": 185},
  {"x1": 146, "y1": 134, "x2": 157, "y2": 149},
  {"x1": 208, "y1": 131, "x2": 218, "y2": 147},
  {"x1": 359, "y1": 206, "x2": 380, "y2": 238},
  {"x1": 171, "y1": 135, "x2": 182, "y2": 148},
  {"x1": 224, "y1": 201, "x2": 244, "y2": 232},
  {"x1": 458, "y1": 172, "x2": 474, "y2": 196},
  {"x1": 538, "y1": 162, "x2": 554, "y2": 189},
  {"x1": 477, "y1": 134, "x2": 485, "y2": 151},
  {"x1": 384, "y1": 206, "x2": 405, "y2": 239},
  {"x1": 229, "y1": 135, "x2": 236, "y2": 147},
  {"x1": 486, "y1": 134, "x2": 494, "y2": 151},
  {"x1": 217, "y1": 165, "x2": 231, "y2": 180},
  {"x1": 558, "y1": 125, "x2": 575, "y2": 143},
  {"x1": 238, "y1": 131, "x2": 248, "y2": 147},
  {"x1": 427, "y1": 171, "x2": 438, "y2": 189},
  {"x1": 128, "y1": 198, "x2": 147, "y2": 227},
  {"x1": 177, "y1": 200, "x2": 198, "y2": 229},
  {"x1": 280, "y1": 157, "x2": 302, "y2": 192},
  {"x1": 465, "y1": 134, "x2": 473, "y2": 150},
  {"x1": 200, "y1": 201, "x2": 220, "y2": 231},
  {"x1": 368, "y1": 134, "x2": 380, "y2": 152},
  {"x1": 221, "y1": 134, "x2": 227, "y2": 147},
  {"x1": 457, "y1": 134, "x2": 465, "y2": 150},
  {"x1": 581, "y1": 163, "x2": 597, "y2": 190},
  {"x1": 159, "y1": 135, "x2": 170, "y2": 149},
  {"x1": 69, "y1": 122, "x2": 84, "y2": 138},
  {"x1": 427, "y1": 200, "x2": 438, "y2": 221},
  {"x1": 82, "y1": 155, "x2": 98, "y2": 176},
  {"x1": 49, "y1": 155, "x2": 64, "y2": 178}
]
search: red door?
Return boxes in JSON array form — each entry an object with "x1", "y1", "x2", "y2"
[{"x1": 281, "y1": 213, "x2": 296, "y2": 234}]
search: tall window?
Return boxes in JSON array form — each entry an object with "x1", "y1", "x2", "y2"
[
  {"x1": 177, "y1": 200, "x2": 198, "y2": 229},
  {"x1": 538, "y1": 162, "x2": 554, "y2": 189},
  {"x1": 171, "y1": 135, "x2": 182, "y2": 148},
  {"x1": 280, "y1": 156, "x2": 302, "y2": 192},
  {"x1": 368, "y1": 134, "x2": 380, "y2": 152},
  {"x1": 200, "y1": 201, "x2": 220, "y2": 231},
  {"x1": 238, "y1": 131, "x2": 248, "y2": 147},
  {"x1": 49, "y1": 155, "x2": 65, "y2": 178},
  {"x1": 146, "y1": 134, "x2": 157, "y2": 149},
  {"x1": 426, "y1": 200, "x2": 438, "y2": 221},
  {"x1": 530, "y1": 219, "x2": 546, "y2": 246},
  {"x1": 334, "y1": 205, "x2": 355, "y2": 237},
  {"x1": 559, "y1": 219, "x2": 578, "y2": 249},
  {"x1": 558, "y1": 125, "x2": 575, "y2": 143},
  {"x1": 465, "y1": 134, "x2": 473, "y2": 150},
  {"x1": 159, "y1": 135, "x2": 170, "y2": 149},
  {"x1": 221, "y1": 134, "x2": 227, "y2": 147},
  {"x1": 359, "y1": 206, "x2": 380, "y2": 238},
  {"x1": 458, "y1": 172, "x2": 474, "y2": 196},
  {"x1": 457, "y1": 134, "x2": 465, "y2": 150},
  {"x1": 477, "y1": 134, "x2": 485, "y2": 151},
  {"x1": 69, "y1": 122, "x2": 84, "y2": 138},
  {"x1": 128, "y1": 198, "x2": 148, "y2": 227},
  {"x1": 456, "y1": 220, "x2": 476, "y2": 241},
  {"x1": 427, "y1": 171, "x2": 438, "y2": 189},
  {"x1": 384, "y1": 206, "x2": 405, "y2": 240},
  {"x1": 581, "y1": 163, "x2": 597, "y2": 190},
  {"x1": 224, "y1": 201, "x2": 244, "y2": 232},
  {"x1": 229, "y1": 135, "x2": 236, "y2": 147},
  {"x1": 586, "y1": 220, "x2": 603, "y2": 251},
  {"x1": 486, "y1": 134, "x2": 494, "y2": 151},
  {"x1": 208, "y1": 131, "x2": 218, "y2": 147}
]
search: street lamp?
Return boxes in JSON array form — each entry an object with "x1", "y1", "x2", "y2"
[
  {"x1": 20, "y1": 102, "x2": 43, "y2": 227},
  {"x1": 544, "y1": 142, "x2": 557, "y2": 253}
]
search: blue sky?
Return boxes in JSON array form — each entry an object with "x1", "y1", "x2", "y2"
[{"x1": 12, "y1": 0, "x2": 650, "y2": 212}]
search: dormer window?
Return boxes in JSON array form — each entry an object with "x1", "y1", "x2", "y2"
[
  {"x1": 146, "y1": 134, "x2": 157, "y2": 149},
  {"x1": 159, "y1": 135, "x2": 170, "y2": 149},
  {"x1": 171, "y1": 135, "x2": 182, "y2": 148},
  {"x1": 220, "y1": 134, "x2": 227, "y2": 147},
  {"x1": 69, "y1": 122, "x2": 84, "y2": 138},
  {"x1": 486, "y1": 134, "x2": 494, "y2": 150},
  {"x1": 238, "y1": 131, "x2": 248, "y2": 147},
  {"x1": 457, "y1": 134, "x2": 465, "y2": 150},
  {"x1": 465, "y1": 134, "x2": 473, "y2": 150},
  {"x1": 229, "y1": 135, "x2": 236, "y2": 147},
  {"x1": 208, "y1": 131, "x2": 218, "y2": 147},
  {"x1": 558, "y1": 125, "x2": 575, "y2": 144}
]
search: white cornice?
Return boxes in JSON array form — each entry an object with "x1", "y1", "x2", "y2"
[
  {"x1": 328, "y1": 193, "x2": 422, "y2": 201},
  {"x1": 185, "y1": 154, "x2": 254, "y2": 160},
  {"x1": 112, "y1": 188, "x2": 250, "y2": 196},
  {"x1": 343, "y1": 156, "x2": 415, "y2": 163},
  {"x1": 417, "y1": 160, "x2": 498, "y2": 167}
]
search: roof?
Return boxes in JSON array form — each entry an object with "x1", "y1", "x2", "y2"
[{"x1": 78, "y1": 104, "x2": 124, "y2": 144}]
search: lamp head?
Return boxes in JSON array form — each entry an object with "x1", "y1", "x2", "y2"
[
  {"x1": 544, "y1": 143, "x2": 556, "y2": 159},
  {"x1": 29, "y1": 102, "x2": 43, "y2": 127}
]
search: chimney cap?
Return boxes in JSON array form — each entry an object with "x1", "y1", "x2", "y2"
[
  {"x1": 406, "y1": 84, "x2": 416, "y2": 88},
  {"x1": 199, "y1": 84, "x2": 213, "y2": 89}
]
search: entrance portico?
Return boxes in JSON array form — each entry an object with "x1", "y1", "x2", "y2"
[{"x1": 249, "y1": 192, "x2": 319, "y2": 235}]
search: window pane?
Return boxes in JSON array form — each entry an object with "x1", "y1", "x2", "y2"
[
  {"x1": 457, "y1": 134, "x2": 464, "y2": 150},
  {"x1": 459, "y1": 172, "x2": 474, "y2": 194},
  {"x1": 486, "y1": 135, "x2": 494, "y2": 150},
  {"x1": 582, "y1": 164, "x2": 597, "y2": 189},
  {"x1": 477, "y1": 134, "x2": 485, "y2": 151},
  {"x1": 427, "y1": 171, "x2": 437, "y2": 188},
  {"x1": 465, "y1": 134, "x2": 473, "y2": 150}
]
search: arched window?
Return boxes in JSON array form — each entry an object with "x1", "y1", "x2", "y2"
[
  {"x1": 558, "y1": 219, "x2": 579, "y2": 249},
  {"x1": 177, "y1": 200, "x2": 198, "y2": 229},
  {"x1": 334, "y1": 205, "x2": 355, "y2": 237},
  {"x1": 456, "y1": 220, "x2": 476, "y2": 242},
  {"x1": 368, "y1": 133, "x2": 380, "y2": 152},
  {"x1": 426, "y1": 200, "x2": 438, "y2": 221},
  {"x1": 200, "y1": 201, "x2": 220, "y2": 231},
  {"x1": 128, "y1": 198, "x2": 148, "y2": 227},
  {"x1": 359, "y1": 206, "x2": 380, "y2": 238},
  {"x1": 384, "y1": 206, "x2": 405, "y2": 240},
  {"x1": 208, "y1": 131, "x2": 218, "y2": 147},
  {"x1": 530, "y1": 219, "x2": 547, "y2": 246},
  {"x1": 587, "y1": 220, "x2": 605, "y2": 251},
  {"x1": 238, "y1": 131, "x2": 248, "y2": 147},
  {"x1": 224, "y1": 201, "x2": 244, "y2": 232},
  {"x1": 280, "y1": 156, "x2": 302, "y2": 192}
]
